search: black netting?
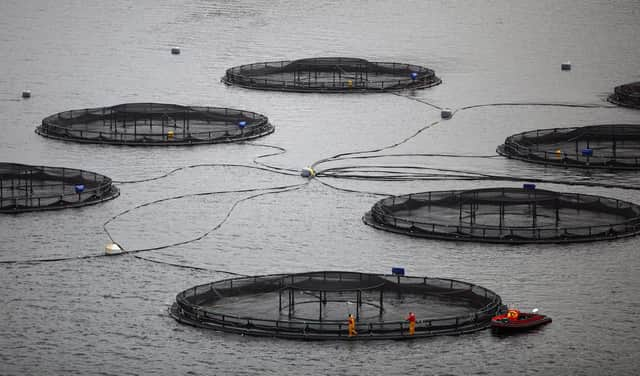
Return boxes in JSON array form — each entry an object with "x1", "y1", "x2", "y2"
[
  {"x1": 0, "y1": 163, "x2": 119, "y2": 213},
  {"x1": 170, "y1": 271, "x2": 502, "y2": 340},
  {"x1": 497, "y1": 124, "x2": 640, "y2": 169},
  {"x1": 36, "y1": 103, "x2": 274, "y2": 146},
  {"x1": 222, "y1": 57, "x2": 442, "y2": 92},
  {"x1": 363, "y1": 187, "x2": 640, "y2": 244},
  {"x1": 608, "y1": 82, "x2": 640, "y2": 109}
]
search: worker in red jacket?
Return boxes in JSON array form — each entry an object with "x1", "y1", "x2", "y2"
[{"x1": 407, "y1": 311, "x2": 416, "y2": 335}]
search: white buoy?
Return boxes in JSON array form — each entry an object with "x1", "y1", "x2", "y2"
[
  {"x1": 22, "y1": 90, "x2": 31, "y2": 99},
  {"x1": 561, "y1": 62, "x2": 571, "y2": 71},
  {"x1": 171, "y1": 47, "x2": 181, "y2": 55},
  {"x1": 105, "y1": 242, "x2": 123, "y2": 255},
  {"x1": 441, "y1": 108, "x2": 453, "y2": 119}
]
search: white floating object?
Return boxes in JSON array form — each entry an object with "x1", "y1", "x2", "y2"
[
  {"x1": 22, "y1": 90, "x2": 31, "y2": 99},
  {"x1": 171, "y1": 47, "x2": 181, "y2": 55},
  {"x1": 441, "y1": 108, "x2": 453, "y2": 119},
  {"x1": 105, "y1": 242, "x2": 123, "y2": 255},
  {"x1": 561, "y1": 62, "x2": 571, "y2": 71},
  {"x1": 532, "y1": 308, "x2": 539, "y2": 313}
]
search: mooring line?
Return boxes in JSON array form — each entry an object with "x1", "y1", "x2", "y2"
[
  {"x1": 1, "y1": 183, "x2": 307, "y2": 266},
  {"x1": 391, "y1": 91, "x2": 443, "y2": 110}
]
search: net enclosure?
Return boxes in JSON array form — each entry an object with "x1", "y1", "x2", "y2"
[
  {"x1": 36, "y1": 103, "x2": 274, "y2": 146},
  {"x1": 170, "y1": 271, "x2": 503, "y2": 340},
  {"x1": 0, "y1": 162, "x2": 119, "y2": 213},
  {"x1": 608, "y1": 81, "x2": 640, "y2": 109},
  {"x1": 363, "y1": 187, "x2": 640, "y2": 244},
  {"x1": 497, "y1": 124, "x2": 640, "y2": 170},
  {"x1": 222, "y1": 57, "x2": 442, "y2": 92}
]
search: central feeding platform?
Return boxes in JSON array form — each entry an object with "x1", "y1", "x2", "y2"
[
  {"x1": 608, "y1": 81, "x2": 640, "y2": 109},
  {"x1": 36, "y1": 103, "x2": 274, "y2": 146},
  {"x1": 170, "y1": 271, "x2": 502, "y2": 340},
  {"x1": 363, "y1": 187, "x2": 640, "y2": 244},
  {"x1": 497, "y1": 124, "x2": 640, "y2": 170},
  {"x1": 222, "y1": 57, "x2": 442, "y2": 92},
  {"x1": 0, "y1": 162, "x2": 119, "y2": 213}
]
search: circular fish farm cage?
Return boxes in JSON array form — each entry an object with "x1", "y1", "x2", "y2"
[
  {"x1": 497, "y1": 124, "x2": 640, "y2": 170},
  {"x1": 170, "y1": 271, "x2": 503, "y2": 340},
  {"x1": 608, "y1": 82, "x2": 640, "y2": 109},
  {"x1": 36, "y1": 103, "x2": 274, "y2": 146},
  {"x1": 0, "y1": 163, "x2": 119, "y2": 213},
  {"x1": 363, "y1": 187, "x2": 640, "y2": 244},
  {"x1": 222, "y1": 57, "x2": 442, "y2": 93}
]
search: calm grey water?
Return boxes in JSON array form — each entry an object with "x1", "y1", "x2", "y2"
[{"x1": 1, "y1": 0, "x2": 639, "y2": 374}]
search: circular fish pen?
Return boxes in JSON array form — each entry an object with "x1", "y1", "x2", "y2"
[
  {"x1": 222, "y1": 57, "x2": 442, "y2": 92},
  {"x1": 497, "y1": 124, "x2": 640, "y2": 170},
  {"x1": 608, "y1": 82, "x2": 640, "y2": 109},
  {"x1": 36, "y1": 103, "x2": 274, "y2": 146},
  {"x1": 0, "y1": 163, "x2": 119, "y2": 213},
  {"x1": 170, "y1": 271, "x2": 503, "y2": 340},
  {"x1": 363, "y1": 187, "x2": 640, "y2": 244}
]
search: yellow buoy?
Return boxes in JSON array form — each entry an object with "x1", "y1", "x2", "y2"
[
  {"x1": 300, "y1": 167, "x2": 315, "y2": 178},
  {"x1": 347, "y1": 79, "x2": 353, "y2": 89},
  {"x1": 167, "y1": 130, "x2": 174, "y2": 140}
]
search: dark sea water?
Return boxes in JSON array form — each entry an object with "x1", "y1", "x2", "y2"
[{"x1": 1, "y1": 1, "x2": 639, "y2": 375}]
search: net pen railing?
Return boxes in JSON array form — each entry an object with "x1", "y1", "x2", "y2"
[
  {"x1": 367, "y1": 188, "x2": 640, "y2": 242},
  {"x1": 175, "y1": 308, "x2": 496, "y2": 337},
  {"x1": 38, "y1": 104, "x2": 273, "y2": 144},
  {"x1": 174, "y1": 272, "x2": 502, "y2": 337},
  {"x1": 501, "y1": 144, "x2": 640, "y2": 167},
  {"x1": 224, "y1": 60, "x2": 439, "y2": 91},
  {"x1": 370, "y1": 205, "x2": 640, "y2": 240},
  {"x1": 227, "y1": 61, "x2": 434, "y2": 76},
  {"x1": 1, "y1": 164, "x2": 115, "y2": 211},
  {"x1": 38, "y1": 122, "x2": 271, "y2": 143},
  {"x1": 499, "y1": 125, "x2": 640, "y2": 168},
  {"x1": 377, "y1": 189, "x2": 640, "y2": 214},
  {"x1": 225, "y1": 75, "x2": 436, "y2": 91},
  {"x1": 44, "y1": 106, "x2": 267, "y2": 126},
  {"x1": 370, "y1": 203, "x2": 640, "y2": 241}
]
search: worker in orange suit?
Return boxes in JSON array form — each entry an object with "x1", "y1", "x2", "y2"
[
  {"x1": 407, "y1": 311, "x2": 416, "y2": 335},
  {"x1": 348, "y1": 314, "x2": 357, "y2": 337}
]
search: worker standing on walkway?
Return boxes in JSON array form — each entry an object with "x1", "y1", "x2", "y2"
[
  {"x1": 407, "y1": 311, "x2": 416, "y2": 335},
  {"x1": 348, "y1": 314, "x2": 357, "y2": 337}
]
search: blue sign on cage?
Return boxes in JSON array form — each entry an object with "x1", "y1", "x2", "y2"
[
  {"x1": 410, "y1": 72, "x2": 418, "y2": 80},
  {"x1": 582, "y1": 148, "x2": 593, "y2": 157},
  {"x1": 74, "y1": 184, "x2": 85, "y2": 193},
  {"x1": 392, "y1": 267, "x2": 405, "y2": 276},
  {"x1": 523, "y1": 183, "x2": 536, "y2": 191},
  {"x1": 238, "y1": 121, "x2": 247, "y2": 129}
]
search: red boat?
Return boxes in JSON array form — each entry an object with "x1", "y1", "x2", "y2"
[{"x1": 491, "y1": 309, "x2": 551, "y2": 332}]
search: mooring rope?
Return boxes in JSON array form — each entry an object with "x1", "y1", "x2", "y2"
[{"x1": 1, "y1": 183, "x2": 307, "y2": 266}]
